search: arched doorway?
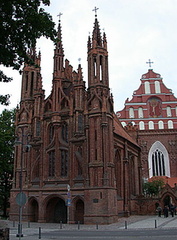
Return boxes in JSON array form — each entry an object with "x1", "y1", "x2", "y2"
[
  {"x1": 163, "y1": 195, "x2": 171, "y2": 207},
  {"x1": 74, "y1": 199, "x2": 84, "y2": 224},
  {"x1": 29, "y1": 199, "x2": 38, "y2": 222},
  {"x1": 46, "y1": 197, "x2": 67, "y2": 223}
]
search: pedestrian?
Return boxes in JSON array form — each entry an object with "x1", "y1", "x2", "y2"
[
  {"x1": 156, "y1": 206, "x2": 162, "y2": 217},
  {"x1": 163, "y1": 206, "x2": 169, "y2": 218},
  {"x1": 170, "y1": 204, "x2": 175, "y2": 217}
]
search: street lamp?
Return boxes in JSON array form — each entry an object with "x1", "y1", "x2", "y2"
[{"x1": 15, "y1": 127, "x2": 30, "y2": 238}]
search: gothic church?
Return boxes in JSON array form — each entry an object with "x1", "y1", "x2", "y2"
[{"x1": 10, "y1": 13, "x2": 142, "y2": 224}]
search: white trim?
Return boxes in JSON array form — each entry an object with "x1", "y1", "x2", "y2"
[{"x1": 148, "y1": 141, "x2": 170, "y2": 178}]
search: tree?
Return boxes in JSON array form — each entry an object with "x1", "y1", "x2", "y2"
[
  {"x1": 143, "y1": 177, "x2": 165, "y2": 197},
  {"x1": 0, "y1": 0, "x2": 57, "y2": 105},
  {"x1": 0, "y1": 109, "x2": 15, "y2": 217}
]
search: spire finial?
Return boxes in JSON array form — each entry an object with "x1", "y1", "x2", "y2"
[
  {"x1": 78, "y1": 58, "x2": 81, "y2": 64},
  {"x1": 92, "y1": 6, "x2": 99, "y2": 18},
  {"x1": 57, "y1": 12, "x2": 63, "y2": 22},
  {"x1": 146, "y1": 59, "x2": 154, "y2": 69}
]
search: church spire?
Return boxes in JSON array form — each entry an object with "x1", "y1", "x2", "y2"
[
  {"x1": 92, "y1": 7, "x2": 102, "y2": 48},
  {"x1": 53, "y1": 13, "x2": 64, "y2": 77},
  {"x1": 87, "y1": 8, "x2": 109, "y2": 88}
]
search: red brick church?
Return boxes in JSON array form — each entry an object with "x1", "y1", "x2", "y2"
[
  {"x1": 117, "y1": 65, "x2": 177, "y2": 210},
  {"x1": 9, "y1": 13, "x2": 142, "y2": 224}
]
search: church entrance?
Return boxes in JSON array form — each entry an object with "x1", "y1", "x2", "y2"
[
  {"x1": 163, "y1": 195, "x2": 171, "y2": 207},
  {"x1": 46, "y1": 198, "x2": 67, "y2": 223},
  {"x1": 29, "y1": 199, "x2": 38, "y2": 222},
  {"x1": 74, "y1": 199, "x2": 84, "y2": 224}
]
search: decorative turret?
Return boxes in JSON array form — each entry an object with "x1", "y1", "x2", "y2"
[
  {"x1": 21, "y1": 47, "x2": 42, "y2": 101},
  {"x1": 53, "y1": 13, "x2": 64, "y2": 78},
  {"x1": 87, "y1": 7, "x2": 109, "y2": 88}
]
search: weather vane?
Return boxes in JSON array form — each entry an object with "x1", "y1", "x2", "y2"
[
  {"x1": 146, "y1": 59, "x2": 154, "y2": 68},
  {"x1": 78, "y1": 58, "x2": 81, "y2": 64},
  {"x1": 57, "y1": 12, "x2": 63, "y2": 22},
  {"x1": 92, "y1": 7, "x2": 99, "y2": 17}
]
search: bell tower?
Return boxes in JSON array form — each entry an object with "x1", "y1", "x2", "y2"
[{"x1": 84, "y1": 8, "x2": 118, "y2": 224}]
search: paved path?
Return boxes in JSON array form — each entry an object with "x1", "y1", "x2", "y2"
[{"x1": 4, "y1": 215, "x2": 177, "y2": 239}]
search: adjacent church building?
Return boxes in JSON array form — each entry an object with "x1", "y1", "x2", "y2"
[
  {"x1": 10, "y1": 14, "x2": 142, "y2": 224},
  {"x1": 117, "y1": 67, "x2": 177, "y2": 210}
]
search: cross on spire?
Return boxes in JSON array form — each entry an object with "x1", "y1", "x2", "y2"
[
  {"x1": 146, "y1": 59, "x2": 154, "y2": 68},
  {"x1": 57, "y1": 12, "x2": 63, "y2": 22},
  {"x1": 92, "y1": 6, "x2": 99, "y2": 17}
]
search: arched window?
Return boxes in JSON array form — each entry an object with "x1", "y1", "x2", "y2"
[
  {"x1": 49, "y1": 125, "x2": 54, "y2": 143},
  {"x1": 168, "y1": 120, "x2": 173, "y2": 129},
  {"x1": 48, "y1": 150, "x2": 55, "y2": 177},
  {"x1": 138, "y1": 107, "x2": 143, "y2": 118},
  {"x1": 62, "y1": 122, "x2": 68, "y2": 143},
  {"x1": 129, "y1": 107, "x2": 134, "y2": 118},
  {"x1": 148, "y1": 121, "x2": 154, "y2": 129},
  {"x1": 148, "y1": 141, "x2": 170, "y2": 178},
  {"x1": 121, "y1": 122, "x2": 126, "y2": 127},
  {"x1": 155, "y1": 81, "x2": 161, "y2": 93},
  {"x1": 158, "y1": 120, "x2": 164, "y2": 129},
  {"x1": 61, "y1": 150, "x2": 68, "y2": 177},
  {"x1": 166, "y1": 106, "x2": 172, "y2": 117},
  {"x1": 139, "y1": 121, "x2": 145, "y2": 130},
  {"x1": 145, "y1": 81, "x2": 150, "y2": 94}
]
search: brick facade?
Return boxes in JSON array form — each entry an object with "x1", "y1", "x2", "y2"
[
  {"x1": 9, "y1": 15, "x2": 142, "y2": 224},
  {"x1": 117, "y1": 68, "x2": 177, "y2": 211}
]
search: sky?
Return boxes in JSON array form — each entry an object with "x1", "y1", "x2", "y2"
[{"x1": 1, "y1": 0, "x2": 177, "y2": 113}]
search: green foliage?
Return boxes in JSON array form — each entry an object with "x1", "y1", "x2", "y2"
[
  {"x1": 0, "y1": 109, "x2": 15, "y2": 217},
  {"x1": 0, "y1": 0, "x2": 57, "y2": 105},
  {"x1": 143, "y1": 178, "x2": 165, "y2": 197}
]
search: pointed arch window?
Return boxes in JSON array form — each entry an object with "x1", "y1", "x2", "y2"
[
  {"x1": 148, "y1": 141, "x2": 170, "y2": 178},
  {"x1": 48, "y1": 150, "x2": 55, "y2": 177},
  {"x1": 62, "y1": 122, "x2": 68, "y2": 143},
  {"x1": 49, "y1": 125, "x2": 54, "y2": 143},
  {"x1": 61, "y1": 150, "x2": 68, "y2": 177}
]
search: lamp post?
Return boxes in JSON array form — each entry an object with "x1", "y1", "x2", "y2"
[{"x1": 15, "y1": 127, "x2": 29, "y2": 238}]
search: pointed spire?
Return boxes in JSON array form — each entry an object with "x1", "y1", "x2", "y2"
[
  {"x1": 56, "y1": 12, "x2": 64, "y2": 55},
  {"x1": 53, "y1": 13, "x2": 64, "y2": 77},
  {"x1": 92, "y1": 9, "x2": 102, "y2": 47}
]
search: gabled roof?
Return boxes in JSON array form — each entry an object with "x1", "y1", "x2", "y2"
[{"x1": 113, "y1": 113, "x2": 139, "y2": 147}]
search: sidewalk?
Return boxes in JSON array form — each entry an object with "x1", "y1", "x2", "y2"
[{"x1": 6, "y1": 215, "x2": 177, "y2": 240}]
